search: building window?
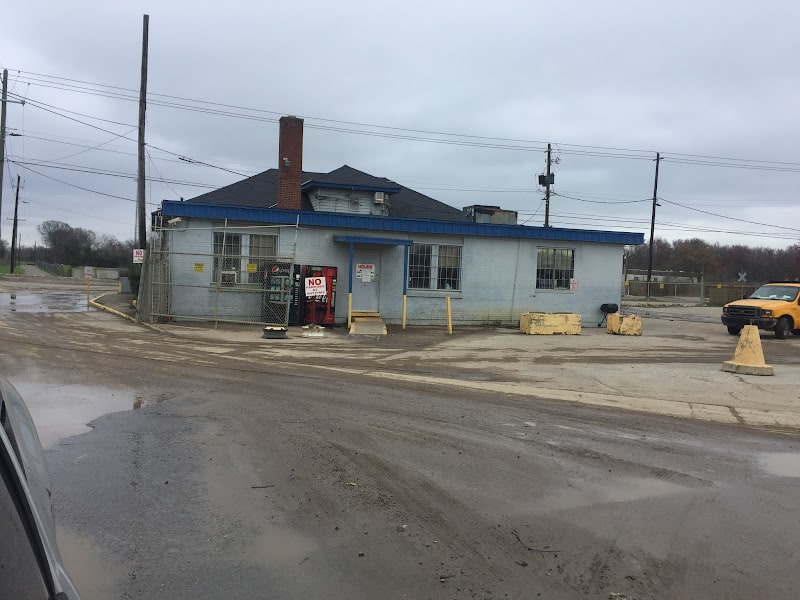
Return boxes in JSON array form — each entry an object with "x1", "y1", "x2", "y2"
[
  {"x1": 213, "y1": 232, "x2": 241, "y2": 285},
  {"x1": 536, "y1": 247, "x2": 574, "y2": 290},
  {"x1": 409, "y1": 244, "x2": 462, "y2": 291},
  {"x1": 409, "y1": 244, "x2": 432, "y2": 289},
  {"x1": 247, "y1": 234, "x2": 277, "y2": 283}
]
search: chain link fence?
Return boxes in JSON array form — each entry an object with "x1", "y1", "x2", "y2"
[
  {"x1": 138, "y1": 222, "x2": 296, "y2": 327},
  {"x1": 35, "y1": 261, "x2": 71, "y2": 277},
  {"x1": 623, "y1": 280, "x2": 763, "y2": 306}
]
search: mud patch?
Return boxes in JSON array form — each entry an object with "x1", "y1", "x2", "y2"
[
  {"x1": 246, "y1": 526, "x2": 319, "y2": 566},
  {"x1": 538, "y1": 476, "x2": 690, "y2": 512},
  {"x1": 133, "y1": 392, "x2": 171, "y2": 409}
]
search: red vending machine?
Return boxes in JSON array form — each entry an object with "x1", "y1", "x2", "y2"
[{"x1": 302, "y1": 265, "x2": 337, "y2": 326}]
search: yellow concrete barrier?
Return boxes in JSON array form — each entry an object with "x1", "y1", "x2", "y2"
[
  {"x1": 520, "y1": 312, "x2": 581, "y2": 335},
  {"x1": 607, "y1": 313, "x2": 642, "y2": 336},
  {"x1": 722, "y1": 325, "x2": 774, "y2": 376}
]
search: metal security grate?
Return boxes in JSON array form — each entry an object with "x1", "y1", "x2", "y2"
[{"x1": 139, "y1": 220, "x2": 296, "y2": 328}]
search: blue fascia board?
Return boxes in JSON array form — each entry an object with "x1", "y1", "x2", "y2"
[
  {"x1": 333, "y1": 235, "x2": 414, "y2": 246},
  {"x1": 301, "y1": 181, "x2": 403, "y2": 194},
  {"x1": 161, "y1": 201, "x2": 644, "y2": 245}
]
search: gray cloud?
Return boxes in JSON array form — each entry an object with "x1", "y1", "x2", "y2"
[{"x1": 1, "y1": 0, "x2": 798, "y2": 250}]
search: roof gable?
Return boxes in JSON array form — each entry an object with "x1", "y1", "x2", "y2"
[
  {"x1": 301, "y1": 165, "x2": 402, "y2": 193},
  {"x1": 187, "y1": 164, "x2": 466, "y2": 221}
]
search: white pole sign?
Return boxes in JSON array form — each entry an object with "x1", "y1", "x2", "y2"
[
  {"x1": 133, "y1": 248, "x2": 145, "y2": 264},
  {"x1": 305, "y1": 276, "x2": 327, "y2": 297}
]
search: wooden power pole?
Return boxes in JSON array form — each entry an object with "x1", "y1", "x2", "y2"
[
  {"x1": 544, "y1": 143, "x2": 552, "y2": 228},
  {"x1": 0, "y1": 69, "x2": 8, "y2": 241},
  {"x1": 646, "y1": 152, "x2": 661, "y2": 285},
  {"x1": 136, "y1": 14, "x2": 150, "y2": 250},
  {"x1": 10, "y1": 175, "x2": 20, "y2": 273}
]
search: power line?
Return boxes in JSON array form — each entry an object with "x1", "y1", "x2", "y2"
[
  {"x1": 48, "y1": 127, "x2": 138, "y2": 162},
  {"x1": 10, "y1": 130, "x2": 264, "y2": 172},
  {"x1": 22, "y1": 197, "x2": 135, "y2": 226},
  {"x1": 9, "y1": 160, "x2": 157, "y2": 204},
  {"x1": 662, "y1": 157, "x2": 800, "y2": 173},
  {"x1": 8, "y1": 68, "x2": 800, "y2": 169},
  {"x1": 7, "y1": 71, "x2": 799, "y2": 244},
  {"x1": 9, "y1": 159, "x2": 219, "y2": 189},
  {"x1": 9, "y1": 92, "x2": 138, "y2": 128},
  {"x1": 658, "y1": 196, "x2": 800, "y2": 233},
  {"x1": 552, "y1": 192, "x2": 650, "y2": 205}
]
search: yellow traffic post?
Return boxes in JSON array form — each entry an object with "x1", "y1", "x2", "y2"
[
  {"x1": 347, "y1": 292, "x2": 353, "y2": 330},
  {"x1": 446, "y1": 296, "x2": 452, "y2": 335}
]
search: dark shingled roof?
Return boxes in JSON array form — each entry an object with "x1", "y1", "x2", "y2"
[
  {"x1": 188, "y1": 168, "x2": 320, "y2": 211},
  {"x1": 301, "y1": 165, "x2": 401, "y2": 191},
  {"x1": 188, "y1": 165, "x2": 466, "y2": 222}
]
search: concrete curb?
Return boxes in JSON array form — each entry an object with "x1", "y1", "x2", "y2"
[{"x1": 89, "y1": 294, "x2": 138, "y2": 323}]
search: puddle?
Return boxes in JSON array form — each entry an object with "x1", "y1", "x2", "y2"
[
  {"x1": 11, "y1": 382, "x2": 137, "y2": 449},
  {"x1": 0, "y1": 292, "x2": 89, "y2": 314},
  {"x1": 57, "y1": 526, "x2": 121, "y2": 600},
  {"x1": 247, "y1": 526, "x2": 319, "y2": 566},
  {"x1": 759, "y1": 453, "x2": 800, "y2": 478},
  {"x1": 539, "y1": 477, "x2": 689, "y2": 512}
]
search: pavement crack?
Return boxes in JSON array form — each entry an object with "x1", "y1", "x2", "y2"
[
  {"x1": 727, "y1": 406, "x2": 746, "y2": 425},
  {"x1": 511, "y1": 529, "x2": 560, "y2": 554}
]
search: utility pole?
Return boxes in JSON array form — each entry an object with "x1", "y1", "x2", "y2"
[
  {"x1": 10, "y1": 175, "x2": 20, "y2": 273},
  {"x1": 1, "y1": 68, "x2": 8, "y2": 241},
  {"x1": 646, "y1": 152, "x2": 661, "y2": 286},
  {"x1": 136, "y1": 14, "x2": 150, "y2": 250},
  {"x1": 544, "y1": 143, "x2": 552, "y2": 227}
]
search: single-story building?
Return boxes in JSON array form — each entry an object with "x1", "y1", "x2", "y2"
[{"x1": 145, "y1": 116, "x2": 643, "y2": 328}]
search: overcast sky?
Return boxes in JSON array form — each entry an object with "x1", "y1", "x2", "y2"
[{"x1": 1, "y1": 0, "x2": 798, "y2": 251}]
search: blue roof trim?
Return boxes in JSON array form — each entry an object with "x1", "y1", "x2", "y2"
[
  {"x1": 333, "y1": 236, "x2": 414, "y2": 246},
  {"x1": 160, "y1": 201, "x2": 644, "y2": 245},
  {"x1": 301, "y1": 181, "x2": 403, "y2": 194}
]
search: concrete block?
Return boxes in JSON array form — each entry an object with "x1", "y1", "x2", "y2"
[
  {"x1": 607, "y1": 314, "x2": 642, "y2": 336},
  {"x1": 722, "y1": 325, "x2": 773, "y2": 376},
  {"x1": 520, "y1": 312, "x2": 581, "y2": 335}
]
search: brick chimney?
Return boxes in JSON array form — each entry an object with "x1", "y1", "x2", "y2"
[{"x1": 277, "y1": 115, "x2": 304, "y2": 210}]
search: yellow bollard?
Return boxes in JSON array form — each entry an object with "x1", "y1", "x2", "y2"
[
  {"x1": 446, "y1": 296, "x2": 452, "y2": 335},
  {"x1": 347, "y1": 292, "x2": 353, "y2": 330},
  {"x1": 402, "y1": 294, "x2": 407, "y2": 330}
]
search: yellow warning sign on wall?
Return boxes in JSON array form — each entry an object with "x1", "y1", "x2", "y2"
[
  {"x1": 246, "y1": 263, "x2": 257, "y2": 273},
  {"x1": 194, "y1": 263, "x2": 204, "y2": 272}
]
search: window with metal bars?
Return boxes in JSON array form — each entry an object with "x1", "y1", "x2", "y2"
[
  {"x1": 212, "y1": 232, "x2": 241, "y2": 285},
  {"x1": 409, "y1": 244, "x2": 462, "y2": 291},
  {"x1": 247, "y1": 234, "x2": 277, "y2": 283},
  {"x1": 536, "y1": 247, "x2": 574, "y2": 290}
]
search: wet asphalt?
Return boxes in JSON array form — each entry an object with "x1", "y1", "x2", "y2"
[{"x1": 1, "y1": 286, "x2": 799, "y2": 599}]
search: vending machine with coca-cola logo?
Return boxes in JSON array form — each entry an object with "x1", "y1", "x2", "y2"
[
  {"x1": 301, "y1": 265, "x2": 337, "y2": 326},
  {"x1": 283, "y1": 265, "x2": 337, "y2": 326}
]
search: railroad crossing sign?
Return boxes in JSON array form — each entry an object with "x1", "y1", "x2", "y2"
[{"x1": 738, "y1": 271, "x2": 747, "y2": 283}]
